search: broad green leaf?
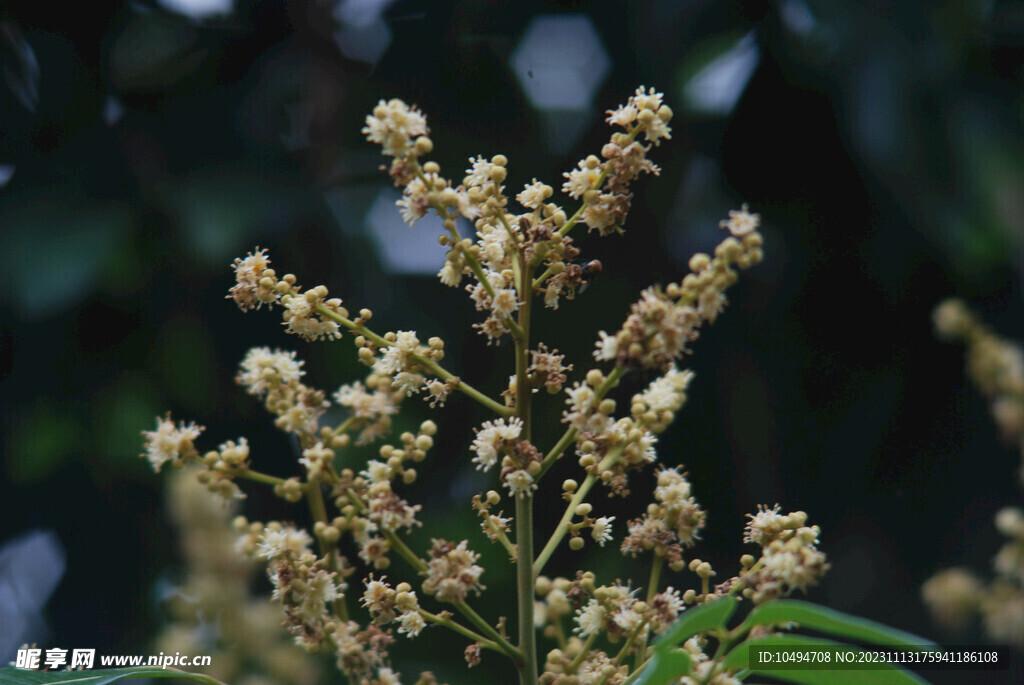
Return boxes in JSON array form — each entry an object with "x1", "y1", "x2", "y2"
[
  {"x1": 721, "y1": 635, "x2": 930, "y2": 685},
  {"x1": 628, "y1": 648, "x2": 693, "y2": 685},
  {"x1": 653, "y1": 596, "x2": 737, "y2": 647},
  {"x1": 0, "y1": 667, "x2": 225, "y2": 684},
  {"x1": 739, "y1": 600, "x2": 937, "y2": 649}
]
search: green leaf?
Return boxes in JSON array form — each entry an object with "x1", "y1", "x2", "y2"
[
  {"x1": 0, "y1": 667, "x2": 226, "y2": 685},
  {"x1": 628, "y1": 648, "x2": 693, "y2": 685},
  {"x1": 739, "y1": 600, "x2": 937, "y2": 649},
  {"x1": 653, "y1": 596, "x2": 737, "y2": 647},
  {"x1": 721, "y1": 635, "x2": 930, "y2": 685}
]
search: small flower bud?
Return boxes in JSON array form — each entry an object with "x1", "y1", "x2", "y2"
[
  {"x1": 569, "y1": 536, "x2": 585, "y2": 551},
  {"x1": 414, "y1": 136, "x2": 433, "y2": 154}
]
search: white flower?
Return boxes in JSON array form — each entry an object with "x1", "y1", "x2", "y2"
[
  {"x1": 237, "y1": 347, "x2": 304, "y2": 395},
  {"x1": 363, "y1": 98, "x2": 428, "y2": 157},
  {"x1": 562, "y1": 382, "x2": 597, "y2": 430},
  {"x1": 719, "y1": 204, "x2": 760, "y2": 237},
  {"x1": 606, "y1": 103, "x2": 638, "y2": 127},
  {"x1": 562, "y1": 160, "x2": 603, "y2": 199},
  {"x1": 591, "y1": 516, "x2": 615, "y2": 546},
  {"x1": 744, "y1": 503, "x2": 784, "y2": 545},
  {"x1": 574, "y1": 599, "x2": 606, "y2": 636},
  {"x1": 394, "y1": 330, "x2": 420, "y2": 353},
  {"x1": 375, "y1": 347, "x2": 407, "y2": 376},
  {"x1": 491, "y1": 288, "x2": 519, "y2": 318},
  {"x1": 362, "y1": 460, "x2": 393, "y2": 484},
  {"x1": 470, "y1": 418, "x2": 523, "y2": 471},
  {"x1": 464, "y1": 156, "x2": 497, "y2": 187},
  {"x1": 376, "y1": 667, "x2": 401, "y2": 685},
  {"x1": 398, "y1": 609, "x2": 426, "y2": 638},
  {"x1": 334, "y1": 381, "x2": 398, "y2": 419},
  {"x1": 504, "y1": 469, "x2": 536, "y2": 498},
  {"x1": 141, "y1": 416, "x2": 203, "y2": 472},
  {"x1": 655, "y1": 468, "x2": 693, "y2": 506},
  {"x1": 593, "y1": 331, "x2": 618, "y2": 361},
  {"x1": 392, "y1": 371, "x2": 425, "y2": 395},
  {"x1": 438, "y1": 261, "x2": 463, "y2": 287},
  {"x1": 517, "y1": 179, "x2": 551, "y2": 209},
  {"x1": 257, "y1": 527, "x2": 312, "y2": 559},
  {"x1": 639, "y1": 367, "x2": 693, "y2": 412}
]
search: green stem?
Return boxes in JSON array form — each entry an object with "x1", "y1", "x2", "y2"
[
  {"x1": 514, "y1": 493, "x2": 537, "y2": 684},
  {"x1": 537, "y1": 427, "x2": 577, "y2": 478},
  {"x1": 333, "y1": 415, "x2": 360, "y2": 436},
  {"x1": 419, "y1": 608, "x2": 504, "y2": 654},
  {"x1": 633, "y1": 555, "x2": 665, "y2": 671},
  {"x1": 216, "y1": 465, "x2": 287, "y2": 487},
  {"x1": 646, "y1": 554, "x2": 664, "y2": 603},
  {"x1": 514, "y1": 252, "x2": 538, "y2": 685}
]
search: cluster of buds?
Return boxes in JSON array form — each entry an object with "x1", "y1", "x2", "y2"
[
  {"x1": 534, "y1": 572, "x2": 685, "y2": 683},
  {"x1": 560, "y1": 500, "x2": 616, "y2": 550},
  {"x1": 563, "y1": 86, "x2": 671, "y2": 236},
  {"x1": 421, "y1": 539, "x2": 486, "y2": 604},
  {"x1": 560, "y1": 367, "x2": 697, "y2": 496},
  {"x1": 236, "y1": 347, "x2": 330, "y2": 447},
  {"x1": 230, "y1": 249, "x2": 348, "y2": 341},
  {"x1": 621, "y1": 467, "x2": 706, "y2": 569},
  {"x1": 241, "y1": 522, "x2": 344, "y2": 650},
  {"x1": 594, "y1": 206, "x2": 763, "y2": 368},
  {"x1": 354, "y1": 328, "x2": 448, "y2": 400},
  {"x1": 728, "y1": 505, "x2": 829, "y2": 604},
  {"x1": 362, "y1": 576, "x2": 426, "y2": 639}
]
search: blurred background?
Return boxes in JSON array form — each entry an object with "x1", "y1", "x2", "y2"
[{"x1": 1, "y1": 0, "x2": 1023, "y2": 682}]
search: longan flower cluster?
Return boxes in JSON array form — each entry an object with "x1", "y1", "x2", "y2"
[
  {"x1": 362, "y1": 577, "x2": 426, "y2": 639},
  {"x1": 363, "y1": 91, "x2": 674, "y2": 345},
  {"x1": 241, "y1": 522, "x2": 343, "y2": 650},
  {"x1": 923, "y1": 507, "x2": 1024, "y2": 647},
  {"x1": 146, "y1": 88, "x2": 809, "y2": 684},
  {"x1": 141, "y1": 414, "x2": 203, "y2": 473},
  {"x1": 621, "y1": 467, "x2": 706, "y2": 568},
  {"x1": 731, "y1": 505, "x2": 829, "y2": 604},
  {"x1": 237, "y1": 346, "x2": 330, "y2": 447},
  {"x1": 934, "y1": 299, "x2": 1024, "y2": 469},
  {"x1": 230, "y1": 250, "x2": 348, "y2": 342},
  {"x1": 156, "y1": 469, "x2": 324, "y2": 685},
  {"x1": 534, "y1": 572, "x2": 685, "y2": 684},
  {"x1": 558, "y1": 366, "x2": 695, "y2": 497},
  {"x1": 421, "y1": 539, "x2": 485, "y2": 604},
  {"x1": 594, "y1": 207, "x2": 763, "y2": 368},
  {"x1": 562, "y1": 86, "x2": 671, "y2": 236}
]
